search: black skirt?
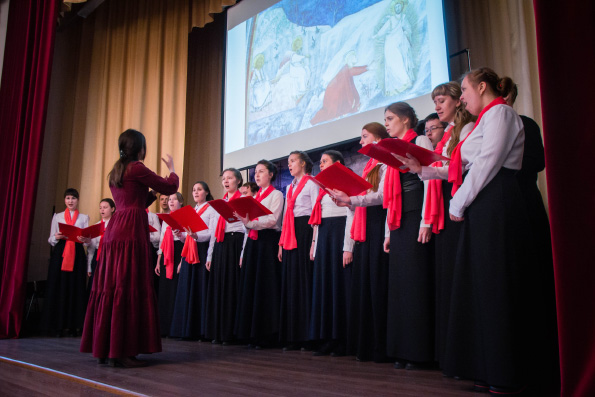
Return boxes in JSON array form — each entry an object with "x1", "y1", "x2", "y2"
[
  {"x1": 443, "y1": 168, "x2": 532, "y2": 388},
  {"x1": 235, "y1": 229, "x2": 282, "y2": 341},
  {"x1": 309, "y1": 216, "x2": 351, "y2": 342},
  {"x1": 158, "y1": 240, "x2": 183, "y2": 336},
  {"x1": 346, "y1": 205, "x2": 389, "y2": 362},
  {"x1": 205, "y1": 232, "x2": 244, "y2": 342},
  {"x1": 387, "y1": 204, "x2": 435, "y2": 362},
  {"x1": 169, "y1": 240, "x2": 210, "y2": 339},
  {"x1": 434, "y1": 180, "x2": 462, "y2": 365},
  {"x1": 279, "y1": 216, "x2": 314, "y2": 343},
  {"x1": 41, "y1": 240, "x2": 88, "y2": 335}
]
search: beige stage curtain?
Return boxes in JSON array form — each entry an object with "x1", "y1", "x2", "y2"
[
  {"x1": 190, "y1": 0, "x2": 236, "y2": 29},
  {"x1": 445, "y1": 0, "x2": 547, "y2": 207}
]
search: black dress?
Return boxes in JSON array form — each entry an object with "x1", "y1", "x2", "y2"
[
  {"x1": 169, "y1": 240, "x2": 210, "y2": 339},
  {"x1": 41, "y1": 240, "x2": 88, "y2": 335},
  {"x1": 386, "y1": 170, "x2": 435, "y2": 363},
  {"x1": 279, "y1": 216, "x2": 314, "y2": 344},
  {"x1": 235, "y1": 229, "x2": 282, "y2": 343},
  {"x1": 346, "y1": 205, "x2": 389, "y2": 362},
  {"x1": 158, "y1": 239, "x2": 183, "y2": 336}
]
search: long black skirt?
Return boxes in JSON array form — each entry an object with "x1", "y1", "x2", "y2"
[
  {"x1": 41, "y1": 240, "x2": 88, "y2": 335},
  {"x1": 279, "y1": 216, "x2": 314, "y2": 343},
  {"x1": 205, "y1": 232, "x2": 244, "y2": 342},
  {"x1": 387, "y1": 206, "x2": 435, "y2": 362},
  {"x1": 235, "y1": 229, "x2": 282, "y2": 341},
  {"x1": 170, "y1": 241, "x2": 209, "y2": 339},
  {"x1": 443, "y1": 168, "x2": 532, "y2": 388},
  {"x1": 158, "y1": 240, "x2": 183, "y2": 336},
  {"x1": 434, "y1": 180, "x2": 462, "y2": 366},
  {"x1": 346, "y1": 205, "x2": 389, "y2": 362},
  {"x1": 309, "y1": 216, "x2": 351, "y2": 342}
]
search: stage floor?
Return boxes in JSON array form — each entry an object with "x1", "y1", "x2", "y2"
[{"x1": 0, "y1": 336, "x2": 479, "y2": 396}]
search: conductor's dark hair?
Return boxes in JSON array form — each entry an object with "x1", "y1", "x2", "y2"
[
  {"x1": 289, "y1": 150, "x2": 313, "y2": 174},
  {"x1": 64, "y1": 188, "x2": 79, "y2": 199},
  {"x1": 100, "y1": 198, "x2": 116, "y2": 210},
  {"x1": 256, "y1": 159, "x2": 278, "y2": 182},
  {"x1": 108, "y1": 129, "x2": 147, "y2": 188},
  {"x1": 222, "y1": 168, "x2": 243, "y2": 188},
  {"x1": 322, "y1": 150, "x2": 345, "y2": 166},
  {"x1": 384, "y1": 102, "x2": 419, "y2": 130},
  {"x1": 194, "y1": 181, "x2": 214, "y2": 202}
]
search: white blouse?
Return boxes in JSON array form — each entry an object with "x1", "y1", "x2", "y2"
[
  {"x1": 349, "y1": 163, "x2": 387, "y2": 209},
  {"x1": 449, "y1": 104, "x2": 524, "y2": 218},
  {"x1": 193, "y1": 202, "x2": 218, "y2": 263},
  {"x1": 48, "y1": 210, "x2": 90, "y2": 246},
  {"x1": 283, "y1": 176, "x2": 319, "y2": 218},
  {"x1": 157, "y1": 220, "x2": 187, "y2": 255},
  {"x1": 245, "y1": 189, "x2": 284, "y2": 232},
  {"x1": 86, "y1": 218, "x2": 110, "y2": 272},
  {"x1": 148, "y1": 211, "x2": 161, "y2": 249},
  {"x1": 420, "y1": 122, "x2": 474, "y2": 181}
]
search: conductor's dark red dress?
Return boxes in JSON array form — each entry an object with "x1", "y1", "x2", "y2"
[{"x1": 81, "y1": 161, "x2": 179, "y2": 358}]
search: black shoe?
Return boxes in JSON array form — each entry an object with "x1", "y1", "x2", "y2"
[
  {"x1": 331, "y1": 345, "x2": 346, "y2": 357},
  {"x1": 283, "y1": 344, "x2": 299, "y2": 351},
  {"x1": 211, "y1": 339, "x2": 221, "y2": 345},
  {"x1": 394, "y1": 361, "x2": 406, "y2": 369},
  {"x1": 97, "y1": 358, "x2": 107, "y2": 365},
  {"x1": 313, "y1": 342, "x2": 333, "y2": 356},
  {"x1": 301, "y1": 342, "x2": 314, "y2": 352},
  {"x1": 473, "y1": 381, "x2": 490, "y2": 393},
  {"x1": 489, "y1": 385, "x2": 526, "y2": 395},
  {"x1": 405, "y1": 362, "x2": 422, "y2": 370}
]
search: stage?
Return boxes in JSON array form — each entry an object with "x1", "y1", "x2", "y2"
[{"x1": 0, "y1": 336, "x2": 480, "y2": 396}]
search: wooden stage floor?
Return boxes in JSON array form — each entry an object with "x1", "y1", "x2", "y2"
[{"x1": 0, "y1": 336, "x2": 490, "y2": 396}]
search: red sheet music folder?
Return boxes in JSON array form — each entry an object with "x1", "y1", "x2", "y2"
[
  {"x1": 311, "y1": 162, "x2": 373, "y2": 196},
  {"x1": 59, "y1": 222, "x2": 103, "y2": 242},
  {"x1": 157, "y1": 206, "x2": 208, "y2": 233},
  {"x1": 358, "y1": 139, "x2": 449, "y2": 169},
  {"x1": 209, "y1": 196, "x2": 273, "y2": 222}
]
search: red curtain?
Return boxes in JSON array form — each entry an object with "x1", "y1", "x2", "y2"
[
  {"x1": 533, "y1": 2, "x2": 595, "y2": 396},
  {"x1": 0, "y1": 0, "x2": 59, "y2": 338}
]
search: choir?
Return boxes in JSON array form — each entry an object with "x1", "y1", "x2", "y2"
[{"x1": 44, "y1": 67, "x2": 554, "y2": 393}]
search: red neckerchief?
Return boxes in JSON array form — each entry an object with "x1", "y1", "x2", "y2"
[
  {"x1": 308, "y1": 188, "x2": 328, "y2": 226},
  {"x1": 181, "y1": 203, "x2": 210, "y2": 264},
  {"x1": 248, "y1": 185, "x2": 276, "y2": 240},
  {"x1": 448, "y1": 97, "x2": 507, "y2": 195},
  {"x1": 350, "y1": 158, "x2": 379, "y2": 242},
  {"x1": 61, "y1": 209, "x2": 79, "y2": 271},
  {"x1": 424, "y1": 124, "x2": 452, "y2": 233},
  {"x1": 383, "y1": 129, "x2": 418, "y2": 230},
  {"x1": 434, "y1": 124, "x2": 453, "y2": 154},
  {"x1": 96, "y1": 219, "x2": 106, "y2": 261},
  {"x1": 278, "y1": 176, "x2": 311, "y2": 250},
  {"x1": 215, "y1": 190, "x2": 241, "y2": 242},
  {"x1": 160, "y1": 212, "x2": 176, "y2": 279}
]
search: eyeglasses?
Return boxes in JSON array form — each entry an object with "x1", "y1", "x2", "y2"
[{"x1": 424, "y1": 125, "x2": 445, "y2": 134}]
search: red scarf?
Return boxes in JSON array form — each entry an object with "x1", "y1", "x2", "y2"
[
  {"x1": 96, "y1": 219, "x2": 106, "y2": 261},
  {"x1": 383, "y1": 129, "x2": 418, "y2": 231},
  {"x1": 181, "y1": 204, "x2": 209, "y2": 264},
  {"x1": 279, "y1": 176, "x2": 310, "y2": 250},
  {"x1": 424, "y1": 125, "x2": 453, "y2": 233},
  {"x1": 350, "y1": 158, "x2": 379, "y2": 242},
  {"x1": 448, "y1": 97, "x2": 506, "y2": 195},
  {"x1": 160, "y1": 222, "x2": 175, "y2": 279},
  {"x1": 215, "y1": 190, "x2": 241, "y2": 242},
  {"x1": 61, "y1": 209, "x2": 79, "y2": 271},
  {"x1": 248, "y1": 185, "x2": 275, "y2": 240},
  {"x1": 308, "y1": 188, "x2": 328, "y2": 226}
]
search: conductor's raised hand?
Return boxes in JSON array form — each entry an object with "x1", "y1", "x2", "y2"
[
  {"x1": 161, "y1": 154, "x2": 175, "y2": 174},
  {"x1": 393, "y1": 153, "x2": 422, "y2": 174}
]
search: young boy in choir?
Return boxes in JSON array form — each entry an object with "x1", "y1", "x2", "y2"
[
  {"x1": 309, "y1": 150, "x2": 354, "y2": 357},
  {"x1": 205, "y1": 168, "x2": 245, "y2": 344},
  {"x1": 333, "y1": 123, "x2": 390, "y2": 362},
  {"x1": 170, "y1": 182, "x2": 217, "y2": 340},
  {"x1": 234, "y1": 160, "x2": 284, "y2": 348},
  {"x1": 42, "y1": 188, "x2": 90, "y2": 337},
  {"x1": 159, "y1": 194, "x2": 170, "y2": 214},
  {"x1": 239, "y1": 182, "x2": 258, "y2": 197},
  {"x1": 86, "y1": 198, "x2": 115, "y2": 295},
  {"x1": 381, "y1": 102, "x2": 435, "y2": 370},
  {"x1": 155, "y1": 192, "x2": 185, "y2": 337},
  {"x1": 422, "y1": 113, "x2": 447, "y2": 149},
  {"x1": 278, "y1": 151, "x2": 319, "y2": 351}
]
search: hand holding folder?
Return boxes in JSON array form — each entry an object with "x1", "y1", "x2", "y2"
[
  {"x1": 209, "y1": 196, "x2": 273, "y2": 223},
  {"x1": 156, "y1": 205, "x2": 208, "y2": 233},
  {"x1": 59, "y1": 222, "x2": 103, "y2": 242},
  {"x1": 310, "y1": 162, "x2": 373, "y2": 197},
  {"x1": 359, "y1": 138, "x2": 449, "y2": 169}
]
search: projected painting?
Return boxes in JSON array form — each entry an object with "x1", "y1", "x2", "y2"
[{"x1": 244, "y1": 0, "x2": 430, "y2": 146}]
